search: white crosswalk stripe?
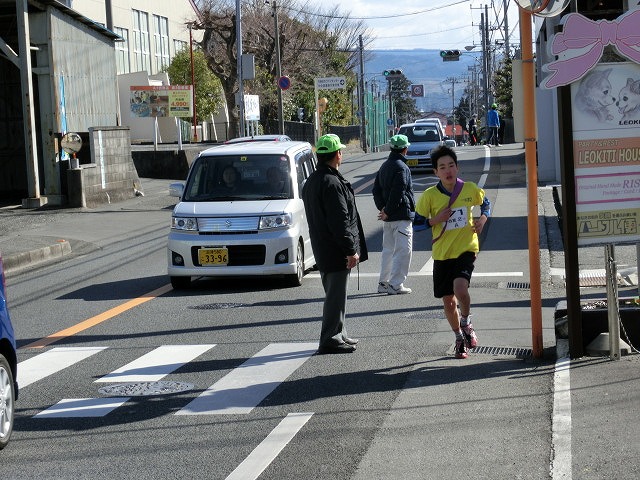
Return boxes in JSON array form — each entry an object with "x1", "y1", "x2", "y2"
[
  {"x1": 35, "y1": 397, "x2": 129, "y2": 418},
  {"x1": 225, "y1": 412, "x2": 315, "y2": 480},
  {"x1": 20, "y1": 342, "x2": 317, "y2": 418},
  {"x1": 20, "y1": 342, "x2": 317, "y2": 477},
  {"x1": 95, "y1": 344, "x2": 216, "y2": 383},
  {"x1": 18, "y1": 346, "x2": 108, "y2": 388},
  {"x1": 176, "y1": 342, "x2": 317, "y2": 415}
]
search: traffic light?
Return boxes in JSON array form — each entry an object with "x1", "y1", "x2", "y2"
[
  {"x1": 383, "y1": 69, "x2": 403, "y2": 79},
  {"x1": 439, "y1": 50, "x2": 461, "y2": 62}
]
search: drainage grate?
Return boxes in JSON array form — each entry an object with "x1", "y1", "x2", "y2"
[
  {"x1": 404, "y1": 311, "x2": 443, "y2": 320},
  {"x1": 189, "y1": 303, "x2": 245, "y2": 310},
  {"x1": 470, "y1": 345, "x2": 532, "y2": 358},
  {"x1": 98, "y1": 381, "x2": 194, "y2": 397},
  {"x1": 504, "y1": 281, "x2": 531, "y2": 290}
]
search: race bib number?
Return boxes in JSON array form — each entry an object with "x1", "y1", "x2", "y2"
[{"x1": 446, "y1": 206, "x2": 468, "y2": 230}]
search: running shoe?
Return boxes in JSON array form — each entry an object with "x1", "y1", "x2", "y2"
[
  {"x1": 388, "y1": 284, "x2": 412, "y2": 295},
  {"x1": 461, "y1": 322, "x2": 478, "y2": 349},
  {"x1": 455, "y1": 336, "x2": 468, "y2": 359},
  {"x1": 377, "y1": 282, "x2": 389, "y2": 293}
]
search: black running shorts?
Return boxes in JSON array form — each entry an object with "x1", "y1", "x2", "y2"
[{"x1": 432, "y1": 251, "x2": 476, "y2": 298}]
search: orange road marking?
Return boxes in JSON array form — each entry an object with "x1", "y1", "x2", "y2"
[{"x1": 21, "y1": 284, "x2": 173, "y2": 349}]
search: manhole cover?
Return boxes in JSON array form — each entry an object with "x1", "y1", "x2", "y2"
[{"x1": 98, "y1": 381, "x2": 194, "y2": 396}]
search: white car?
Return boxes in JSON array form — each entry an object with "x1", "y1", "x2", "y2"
[
  {"x1": 167, "y1": 141, "x2": 317, "y2": 289},
  {"x1": 444, "y1": 139, "x2": 457, "y2": 148}
]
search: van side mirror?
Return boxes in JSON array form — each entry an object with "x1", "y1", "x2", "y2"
[{"x1": 169, "y1": 182, "x2": 185, "y2": 198}]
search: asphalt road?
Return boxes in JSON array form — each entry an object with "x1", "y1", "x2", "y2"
[{"x1": 1, "y1": 145, "x2": 638, "y2": 479}]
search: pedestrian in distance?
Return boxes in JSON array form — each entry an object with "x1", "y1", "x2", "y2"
[
  {"x1": 487, "y1": 103, "x2": 500, "y2": 147},
  {"x1": 302, "y1": 134, "x2": 369, "y2": 354},
  {"x1": 468, "y1": 114, "x2": 478, "y2": 146},
  {"x1": 415, "y1": 145, "x2": 491, "y2": 359},
  {"x1": 372, "y1": 134, "x2": 415, "y2": 295}
]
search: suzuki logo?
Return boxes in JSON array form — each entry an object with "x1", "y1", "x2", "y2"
[{"x1": 225, "y1": 220, "x2": 232, "y2": 228}]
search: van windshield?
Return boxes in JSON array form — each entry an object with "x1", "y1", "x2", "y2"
[
  {"x1": 183, "y1": 154, "x2": 293, "y2": 201},
  {"x1": 398, "y1": 126, "x2": 440, "y2": 143}
]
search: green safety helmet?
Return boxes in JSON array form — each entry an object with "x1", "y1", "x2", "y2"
[{"x1": 491, "y1": 103, "x2": 497, "y2": 108}]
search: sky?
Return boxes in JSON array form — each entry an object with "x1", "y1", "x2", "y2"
[{"x1": 340, "y1": 0, "x2": 523, "y2": 51}]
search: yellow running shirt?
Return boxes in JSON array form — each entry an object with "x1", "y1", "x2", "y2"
[{"x1": 416, "y1": 181, "x2": 486, "y2": 261}]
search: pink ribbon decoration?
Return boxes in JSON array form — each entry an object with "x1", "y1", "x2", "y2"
[{"x1": 542, "y1": 10, "x2": 640, "y2": 89}]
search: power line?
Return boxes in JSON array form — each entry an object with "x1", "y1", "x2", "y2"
[
  {"x1": 280, "y1": 0, "x2": 470, "y2": 21},
  {"x1": 375, "y1": 24, "x2": 469, "y2": 41}
]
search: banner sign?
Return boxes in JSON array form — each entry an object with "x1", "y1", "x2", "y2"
[
  {"x1": 572, "y1": 62, "x2": 640, "y2": 246},
  {"x1": 130, "y1": 85, "x2": 193, "y2": 118},
  {"x1": 541, "y1": 10, "x2": 640, "y2": 89}
]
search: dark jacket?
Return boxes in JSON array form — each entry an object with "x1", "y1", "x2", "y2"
[
  {"x1": 302, "y1": 163, "x2": 368, "y2": 273},
  {"x1": 372, "y1": 150, "x2": 416, "y2": 221}
]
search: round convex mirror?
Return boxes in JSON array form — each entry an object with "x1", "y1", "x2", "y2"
[{"x1": 61, "y1": 132, "x2": 82, "y2": 154}]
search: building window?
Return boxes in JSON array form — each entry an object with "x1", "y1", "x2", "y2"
[
  {"x1": 132, "y1": 9, "x2": 150, "y2": 73},
  {"x1": 114, "y1": 27, "x2": 130, "y2": 74},
  {"x1": 174, "y1": 39, "x2": 188, "y2": 55},
  {"x1": 153, "y1": 15, "x2": 170, "y2": 72}
]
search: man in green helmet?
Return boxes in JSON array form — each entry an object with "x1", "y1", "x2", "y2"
[{"x1": 487, "y1": 103, "x2": 500, "y2": 147}]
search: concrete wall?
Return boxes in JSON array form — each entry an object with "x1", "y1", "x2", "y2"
[{"x1": 67, "y1": 126, "x2": 141, "y2": 207}]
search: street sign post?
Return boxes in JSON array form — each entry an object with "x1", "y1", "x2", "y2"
[
  {"x1": 313, "y1": 77, "x2": 346, "y2": 142},
  {"x1": 315, "y1": 76, "x2": 346, "y2": 90}
]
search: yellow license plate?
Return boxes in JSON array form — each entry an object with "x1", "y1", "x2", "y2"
[
  {"x1": 407, "y1": 159, "x2": 419, "y2": 167},
  {"x1": 198, "y1": 248, "x2": 229, "y2": 266}
]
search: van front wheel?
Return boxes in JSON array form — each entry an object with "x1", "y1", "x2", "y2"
[{"x1": 285, "y1": 243, "x2": 304, "y2": 287}]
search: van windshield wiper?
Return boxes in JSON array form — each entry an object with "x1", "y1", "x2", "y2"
[{"x1": 190, "y1": 195, "x2": 246, "y2": 201}]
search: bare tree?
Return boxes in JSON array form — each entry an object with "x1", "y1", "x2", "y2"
[{"x1": 195, "y1": 0, "x2": 371, "y2": 137}]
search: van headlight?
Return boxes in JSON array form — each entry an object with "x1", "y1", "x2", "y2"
[
  {"x1": 172, "y1": 216, "x2": 199, "y2": 231},
  {"x1": 259, "y1": 213, "x2": 292, "y2": 229}
]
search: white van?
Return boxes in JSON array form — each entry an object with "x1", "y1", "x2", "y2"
[
  {"x1": 167, "y1": 141, "x2": 317, "y2": 288},
  {"x1": 397, "y1": 122, "x2": 444, "y2": 171},
  {"x1": 416, "y1": 117, "x2": 446, "y2": 138}
]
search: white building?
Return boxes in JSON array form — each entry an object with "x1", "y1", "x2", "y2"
[
  {"x1": 64, "y1": 0, "x2": 199, "y2": 76},
  {"x1": 63, "y1": 1, "x2": 215, "y2": 143}
]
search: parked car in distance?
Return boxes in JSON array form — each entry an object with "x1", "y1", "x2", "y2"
[
  {"x1": 0, "y1": 252, "x2": 18, "y2": 450},
  {"x1": 444, "y1": 139, "x2": 457, "y2": 148},
  {"x1": 224, "y1": 134, "x2": 292, "y2": 144},
  {"x1": 397, "y1": 122, "x2": 444, "y2": 171},
  {"x1": 168, "y1": 141, "x2": 317, "y2": 289}
]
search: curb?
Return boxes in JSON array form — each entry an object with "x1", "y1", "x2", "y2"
[{"x1": 3, "y1": 240, "x2": 72, "y2": 276}]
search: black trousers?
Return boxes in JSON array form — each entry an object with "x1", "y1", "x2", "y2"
[{"x1": 319, "y1": 269, "x2": 350, "y2": 347}]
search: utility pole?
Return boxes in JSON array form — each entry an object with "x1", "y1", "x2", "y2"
[
  {"x1": 236, "y1": 0, "x2": 245, "y2": 136},
  {"x1": 358, "y1": 35, "x2": 367, "y2": 152},
  {"x1": 272, "y1": 1, "x2": 284, "y2": 134},
  {"x1": 445, "y1": 76, "x2": 462, "y2": 141},
  {"x1": 503, "y1": 0, "x2": 510, "y2": 58}
]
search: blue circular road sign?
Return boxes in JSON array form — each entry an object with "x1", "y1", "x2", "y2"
[{"x1": 278, "y1": 76, "x2": 291, "y2": 90}]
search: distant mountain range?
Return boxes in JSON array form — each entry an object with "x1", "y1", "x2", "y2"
[{"x1": 364, "y1": 49, "x2": 480, "y2": 114}]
